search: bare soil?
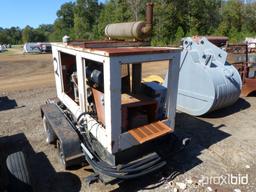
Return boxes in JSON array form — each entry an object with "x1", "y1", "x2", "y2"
[
  {"x1": 0, "y1": 53, "x2": 54, "y2": 92},
  {"x1": 0, "y1": 51, "x2": 255, "y2": 192}
]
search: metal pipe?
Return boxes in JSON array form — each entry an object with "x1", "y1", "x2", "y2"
[
  {"x1": 104, "y1": 2, "x2": 154, "y2": 41},
  {"x1": 142, "y1": 2, "x2": 154, "y2": 34}
]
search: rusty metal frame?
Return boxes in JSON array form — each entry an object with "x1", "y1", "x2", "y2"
[{"x1": 226, "y1": 43, "x2": 256, "y2": 96}]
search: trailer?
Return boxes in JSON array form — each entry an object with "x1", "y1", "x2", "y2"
[
  {"x1": 23, "y1": 42, "x2": 52, "y2": 54},
  {"x1": 40, "y1": 3, "x2": 186, "y2": 184},
  {"x1": 0, "y1": 45, "x2": 7, "y2": 52},
  {"x1": 23, "y1": 43, "x2": 41, "y2": 53}
]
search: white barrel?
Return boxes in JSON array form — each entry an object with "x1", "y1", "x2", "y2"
[{"x1": 165, "y1": 37, "x2": 242, "y2": 116}]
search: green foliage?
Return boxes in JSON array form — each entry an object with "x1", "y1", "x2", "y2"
[
  {"x1": 94, "y1": 0, "x2": 134, "y2": 39},
  {"x1": 50, "y1": 2, "x2": 75, "y2": 41},
  {"x1": 174, "y1": 26, "x2": 185, "y2": 45},
  {"x1": 73, "y1": 0, "x2": 102, "y2": 40},
  {"x1": 2, "y1": 0, "x2": 256, "y2": 45},
  {"x1": 22, "y1": 25, "x2": 33, "y2": 43},
  {"x1": 0, "y1": 27, "x2": 22, "y2": 44}
]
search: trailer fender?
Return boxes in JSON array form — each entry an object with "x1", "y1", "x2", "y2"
[{"x1": 40, "y1": 103, "x2": 84, "y2": 169}]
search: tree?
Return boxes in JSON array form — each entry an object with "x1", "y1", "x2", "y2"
[
  {"x1": 95, "y1": 0, "x2": 142, "y2": 39},
  {"x1": 174, "y1": 26, "x2": 185, "y2": 45},
  {"x1": 37, "y1": 24, "x2": 54, "y2": 41},
  {"x1": 126, "y1": 0, "x2": 147, "y2": 21},
  {"x1": 2, "y1": 0, "x2": 256, "y2": 45},
  {"x1": 220, "y1": 0, "x2": 243, "y2": 33},
  {"x1": 74, "y1": 0, "x2": 102, "y2": 40},
  {"x1": 22, "y1": 25, "x2": 33, "y2": 43},
  {"x1": 152, "y1": 0, "x2": 189, "y2": 45},
  {"x1": 242, "y1": 3, "x2": 256, "y2": 34},
  {"x1": 188, "y1": 0, "x2": 221, "y2": 35},
  {"x1": 50, "y1": 2, "x2": 75, "y2": 41}
]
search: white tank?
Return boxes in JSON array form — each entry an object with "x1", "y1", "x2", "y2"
[{"x1": 165, "y1": 37, "x2": 242, "y2": 116}]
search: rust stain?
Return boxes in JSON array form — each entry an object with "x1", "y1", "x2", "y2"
[{"x1": 128, "y1": 121, "x2": 173, "y2": 144}]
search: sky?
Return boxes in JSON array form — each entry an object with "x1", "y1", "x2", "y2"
[{"x1": 0, "y1": 0, "x2": 106, "y2": 29}]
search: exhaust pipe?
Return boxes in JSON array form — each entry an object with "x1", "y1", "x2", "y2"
[
  {"x1": 104, "y1": 2, "x2": 154, "y2": 41},
  {"x1": 142, "y1": 2, "x2": 154, "y2": 34}
]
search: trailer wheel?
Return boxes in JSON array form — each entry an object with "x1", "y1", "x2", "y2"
[
  {"x1": 6, "y1": 151, "x2": 33, "y2": 192},
  {"x1": 43, "y1": 116, "x2": 57, "y2": 144}
]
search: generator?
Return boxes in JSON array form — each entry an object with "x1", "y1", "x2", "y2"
[{"x1": 40, "y1": 3, "x2": 184, "y2": 184}]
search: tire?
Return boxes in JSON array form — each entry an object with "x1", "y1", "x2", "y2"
[
  {"x1": 56, "y1": 140, "x2": 85, "y2": 170},
  {"x1": 43, "y1": 116, "x2": 57, "y2": 144},
  {"x1": 56, "y1": 139, "x2": 68, "y2": 169},
  {"x1": 6, "y1": 151, "x2": 33, "y2": 192}
]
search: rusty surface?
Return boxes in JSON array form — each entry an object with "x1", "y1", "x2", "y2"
[
  {"x1": 128, "y1": 121, "x2": 173, "y2": 144},
  {"x1": 68, "y1": 40, "x2": 150, "y2": 48},
  {"x1": 226, "y1": 43, "x2": 256, "y2": 96},
  {"x1": 142, "y1": 2, "x2": 154, "y2": 35},
  {"x1": 226, "y1": 43, "x2": 248, "y2": 54},
  {"x1": 205, "y1": 36, "x2": 228, "y2": 47},
  {"x1": 145, "y1": 2, "x2": 154, "y2": 25},
  {"x1": 91, "y1": 88, "x2": 105, "y2": 125},
  {"x1": 241, "y1": 78, "x2": 256, "y2": 96},
  {"x1": 66, "y1": 40, "x2": 176, "y2": 56},
  {"x1": 121, "y1": 93, "x2": 157, "y2": 131},
  {"x1": 91, "y1": 47, "x2": 174, "y2": 56}
]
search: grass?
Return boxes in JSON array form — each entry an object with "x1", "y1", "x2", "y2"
[{"x1": 0, "y1": 45, "x2": 23, "y2": 56}]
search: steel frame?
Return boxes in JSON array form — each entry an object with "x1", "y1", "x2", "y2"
[{"x1": 52, "y1": 43, "x2": 181, "y2": 154}]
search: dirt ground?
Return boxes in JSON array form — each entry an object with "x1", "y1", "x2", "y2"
[{"x1": 0, "y1": 50, "x2": 256, "y2": 192}]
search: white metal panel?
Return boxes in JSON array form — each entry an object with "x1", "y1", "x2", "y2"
[
  {"x1": 112, "y1": 52, "x2": 178, "y2": 64},
  {"x1": 85, "y1": 115, "x2": 109, "y2": 151},
  {"x1": 52, "y1": 47, "x2": 62, "y2": 99},
  {"x1": 76, "y1": 54, "x2": 86, "y2": 113},
  {"x1": 52, "y1": 45, "x2": 82, "y2": 119},
  {"x1": 103, "y1": 57, "x2": 121, "y2": 153},
  {"x1": 165, "y1": 55, "x2": 181, "y2": 128}
]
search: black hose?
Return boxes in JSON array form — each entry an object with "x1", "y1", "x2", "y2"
[
  {"x1": 120, "y1": 154, "x2": 159, "y2": 170},
  {"x1": 94, "y1": 153, "x2": 158, "y2": 171},
  {"x1": 81, "y1": 132, "x2": 167, "y2": 178},
  {"x1": 81, "y1": 133, "x2": 163, "y2": 174},
  {"x1": 86, "y1": 154, "x2": 166, "y2": 179},
  {"x1": 94, "y1": 156, "x2": 162, "y2": 174},
  {"x1": 120, "y1": 157, "x2": 162, "y2": 173},
  {"x1": 77, "y1": 112, "x2": 88, "y2": 124},
  {"x1": 56, "y1": 102, "x2": 167, "y2": 180},
  {"x1": 75, "y1": 109, "x2": 167, "y2": 180}
]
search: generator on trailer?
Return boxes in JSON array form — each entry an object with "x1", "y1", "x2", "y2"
[{"x1": 40, "y1": 3, "x2": 185, "y2": 184}]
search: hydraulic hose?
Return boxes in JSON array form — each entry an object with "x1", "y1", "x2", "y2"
[
  {"x1": 86, "y1": 154, "x2": 166, "y2": 179},
  {"x1": 93, "y1": 156, "x2": 162, "y2": 174},
  {"x1": 77, "y1": 112, "x2": 88, "y2": 124},
  {"x1": 75, "y1": 109, "x2": 166, "y2": 180}
]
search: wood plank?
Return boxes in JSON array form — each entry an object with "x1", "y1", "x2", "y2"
[{"x1": 128, "y1": 121, "x2": 173, "y2": 144}]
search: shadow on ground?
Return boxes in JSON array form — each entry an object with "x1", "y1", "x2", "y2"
[
  {"x1": 0, "y1": 133, "x2": 81, "y2": 192},
  {"x1": 0, "y1": 96, "x2": 18, "y2": 111},
  {"x1": 203, "y1": 98, "x2": 250, "y2": 118},
  {"x1": 110, "y1": 112, "x2": 231, "y2": 192}
]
